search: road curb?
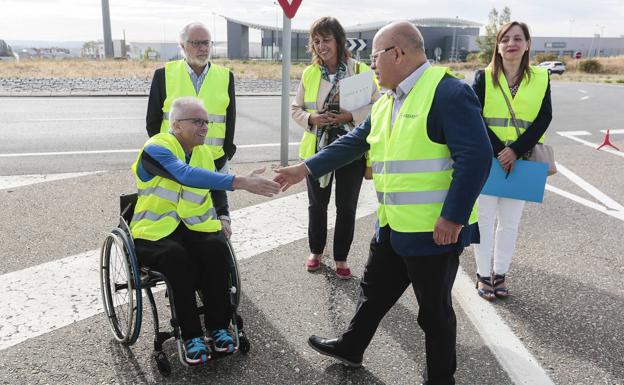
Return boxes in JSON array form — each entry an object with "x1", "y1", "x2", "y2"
[{"x1": 0, "y1": 92, "x2": 297, "y2": 97}]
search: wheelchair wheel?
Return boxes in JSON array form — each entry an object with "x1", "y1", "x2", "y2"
[
  {"x1": 100, "y1": 227, "x2": 142, "y2": 345},
  {"x1": 225, "y1": 239, "x2": 241, "y2": 306}
]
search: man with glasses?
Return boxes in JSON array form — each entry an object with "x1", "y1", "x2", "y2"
[
  {"x1": 133, "y1": 96, "x2": 279, "y2": 365},
  {"x1": 146, "y1": 22, "x2": 236, "y2": 178},
  {"x1": 274, "y1": 21, "x2": 491, "y2": 385}
]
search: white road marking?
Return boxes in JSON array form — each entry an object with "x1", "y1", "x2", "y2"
[
  {"x1": 600, "y1": 129, "x2": 624, "y2": 134},
  {"x1": 546, "y1": 184, "x2": 624, "y2": 221},
  {"x1": 555, "y1": 163, "x2": 624, "y2": 211},
  {"x1": 16, "y1": 117, "x2": 142, "y2": 123},
  {"x1": 557, "y1": 131, "x2": 624, "y2": 158},
  {"x1": 0, "y1": 180, "x2": 557, "y2": 383},
  {"x1": 0, "y1": 149, "x2": 139, "y2": 158},
  {"x1": 0, "y1": 171, "x2": 104, "y2": 190},
  {"x1": 580, "y1": 96, "x2": 590, "y2": 100},
  {"x1": 0, "y1": 142, "x2": 301, "y2": 158},
  {"x1": 0, "y1": 183, "x2": 377, "y2": 351},
  {"x1": 578, "y1": 89, "x2": 588, "y2": 94},
  {"x1": 454, "y1": 269, "x2": 556, "y2": 385},
  {"x1": 556, "y1": 130, "x2": 591, "y2": 136}
]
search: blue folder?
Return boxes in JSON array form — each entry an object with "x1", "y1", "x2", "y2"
[{"x1": 481, "y1": 159, "x2": 548, "y2": 203}]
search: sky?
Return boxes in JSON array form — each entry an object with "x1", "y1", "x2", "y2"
[{"x1": 2, "y1": 0, "x2": 623, "y2": 43}]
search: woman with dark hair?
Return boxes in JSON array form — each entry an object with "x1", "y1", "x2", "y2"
[
  {"x1": 472, "y1": 21, "x2": 552, "y2": 300},
  {"x1": 291, "y1": 16, "x2": 379, "y2": 279}
]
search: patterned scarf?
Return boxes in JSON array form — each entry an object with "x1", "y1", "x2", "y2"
[{"x1": 316, "y1": 61, "x2": 349, "y2": 187}]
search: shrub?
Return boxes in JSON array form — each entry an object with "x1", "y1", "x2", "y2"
[
  {"x1": 534, "y1": 53, "x2": 559, "y2": 64},
  {"x1": 579, "y1": 59, "x2": 602, "y2": 74}
]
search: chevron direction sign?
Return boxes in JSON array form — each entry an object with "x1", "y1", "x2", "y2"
[{"x1": 347, "y1": 38, "x2": 367, "y2": 52}]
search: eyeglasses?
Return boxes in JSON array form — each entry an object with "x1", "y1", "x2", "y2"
[
  {"x1": 187, "y1": 40, "x2": 213, "y2": 48},
  {"x1": 177, "y1": 118, "x2": 209, "y2": 127},
  {"x1": 370, "y1": 46, "x2": 396, "y2": 64}
]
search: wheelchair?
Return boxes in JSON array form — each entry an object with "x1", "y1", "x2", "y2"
[{"x1": 99, "y1": 193, "x2": 250, "y2": 376}]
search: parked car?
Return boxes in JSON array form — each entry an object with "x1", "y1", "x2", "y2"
[{"x1": 537, "y1": 61, "x2": 566, "y2": 75}]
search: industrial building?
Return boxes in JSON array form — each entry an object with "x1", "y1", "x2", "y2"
[
  {"x1": 224, "y1": 16, "x2": 624, "y2": 62},
  {"x1": 224, "y1": 16, "x2": 481, "y2": 62}
]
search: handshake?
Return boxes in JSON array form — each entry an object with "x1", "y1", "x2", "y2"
[{"x1": 232, "y1": 163, "x2": 310, "y2": 197}]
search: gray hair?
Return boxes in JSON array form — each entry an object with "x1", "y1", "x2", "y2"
[
  {"x1": 169, "y1": 96, "x2": 205, "y2": 129},
  {"x1": 179, "y1": 22, "x2": 209, "y2": 44}
]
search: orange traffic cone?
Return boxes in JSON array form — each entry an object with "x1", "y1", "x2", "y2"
[{"x1": 596, "y1": 129, "x2": 620, "y2": 151}]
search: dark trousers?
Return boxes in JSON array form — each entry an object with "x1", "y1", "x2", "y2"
[
  {"x1": 134, "y1": 223, "x2": 231, "y2": 341},
  {"x1": 306, "y1": 157, "x2": 365, "y2": 262},
  {"x1": 340, "y1": 237, "x2": 461, "y2": 385}
]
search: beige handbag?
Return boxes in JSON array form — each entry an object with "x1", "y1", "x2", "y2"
[{"x1": 500, "y1": 89, "x2": 557, "y2": 176}]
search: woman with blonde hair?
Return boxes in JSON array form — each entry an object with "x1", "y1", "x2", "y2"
[
  {"x1": 291, "y1": 16, "x2": 379, "y2": 279},
  {"x1": 472, "y1": 21, "x2": 552, "y2": 300}
]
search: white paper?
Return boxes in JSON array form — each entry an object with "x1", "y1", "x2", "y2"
[{"x1": 339, "y1": 71, "x2": 374, "y2": 111}]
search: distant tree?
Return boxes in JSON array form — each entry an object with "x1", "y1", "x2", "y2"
[
  {"x1": 143, "y1": 47, "x2": 160, "y2": 60},
  {"x1": 477, "y1": 7, "x2": 511, "y2": 65},
  {"x1": 0, "y1": 40, "x2": 13, "y2": 56}
]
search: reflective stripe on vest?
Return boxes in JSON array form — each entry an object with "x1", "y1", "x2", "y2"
[
  {"x1": 138, "y1": 186, "x2": 179, "y2": 203},
  {"x1": 132, "y1": 210, "x2": 180, "y2": 223},
  {"x1": 483, "y1": 117, "x2": 532, "y2": 130},
  {"x1": 130, "y1": 133, "x2": 221, "y2": 241},
  {"x1": 377, "y1": 190, "x2": 449, "y2": 205},
  {"x1": 180, "y1": 189, "x2": 206, "y2": 205},
  {"x1": 132, "y1": 207, "x2": 216, "y2": 226},
  {"x1": 367, "y1": 66, "x2": 478, "y2": 233},
  {"x1": 162, "y1": 60, "x2": 230, "y2": 159},
  {"x1": 298, "y1": 60, "x2": 372, "y2": 160},
  {"x1": 483, "y1": 66, "x2": 548, "y2": 144},
  {"x1": 371, "y1": 158, "x2": 453, "y2": 174},
  {"x1": 181, "y1": 207, "x2": 217, "y2": 226},
  {"x1": 163, "y1": 111, "x2": 226, "y2": 124}
]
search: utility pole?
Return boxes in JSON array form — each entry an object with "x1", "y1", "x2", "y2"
[
  {"x1": 101, "y1": 0, "x2": 113, "y2": 58},
  {"x1": 596, "y1": 25, "x2": 605, "y2": 57},
  {"x1": 450, "y1": 23, "x2": 457, "y2": 61}
]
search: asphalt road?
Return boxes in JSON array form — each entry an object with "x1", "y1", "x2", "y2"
[{"x1": 1, "y1": 82, "x2": 623, "y2": 385}]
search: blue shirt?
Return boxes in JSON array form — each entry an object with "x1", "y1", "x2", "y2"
[
  {"x1": 136, "y1": 136, "x2": 234, "y2": 217},
  {"x1": 305, "y1": 68, "x2": 492, "y2": 257},
  {"x1": 185, "y1": 61, "x2": 210, "y2": 95}
]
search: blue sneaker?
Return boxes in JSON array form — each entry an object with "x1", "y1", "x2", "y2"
[
  {"x1": 210, "y1": 329, "x2": 235, "y2": 353},
  {"x1": 184, "y1": 337, "x2": 210, "y2": 365}
]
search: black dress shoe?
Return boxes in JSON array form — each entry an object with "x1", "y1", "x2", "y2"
[{"x1": 307, "y1": 335, "x2": 363, "y2": 368}]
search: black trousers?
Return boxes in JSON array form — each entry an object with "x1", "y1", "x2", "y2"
[
  {"x1": 306, "y1": 157, "x2": 365, "y2": 262},
  {"x1": 340, "y1": 236, "x2": 461, "y2": 385},
  {"x1": 134, "y1": 223, "x2": 231, "y2": 341}
]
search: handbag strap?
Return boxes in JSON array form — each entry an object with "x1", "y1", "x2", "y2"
[{"x1": 499, "y1": 87, "x2": 522, "y2": 140}]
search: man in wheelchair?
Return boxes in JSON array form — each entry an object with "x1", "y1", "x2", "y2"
[{"x1": 130, "y1": 96, "x2": 280, "y2": 365}]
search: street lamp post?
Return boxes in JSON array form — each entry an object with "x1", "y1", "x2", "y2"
[{"x1": 212, "y1": 12, "x2": 217, "y2": 44}]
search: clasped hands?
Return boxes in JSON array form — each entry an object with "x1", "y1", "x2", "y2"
[{"x1": 308, "y1": 108, "x2": 353, "y2": 127}]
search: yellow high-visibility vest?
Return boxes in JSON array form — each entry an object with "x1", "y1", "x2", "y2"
[
  {"x1": 368, "y1": 66, "x2": 478, "y2": 232},
  {"x1": 483, "y1": 66, "x2": 548, "y2": 144},
  {"x1": 161, "y1": 60, "x2": 230, "y2": 160},
  {"x1": 298, "y1": 61, "x2": 372, "y2": 159},
  {"x1": 130, "y1": 133, "x2": 221, "y2": 241}
]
